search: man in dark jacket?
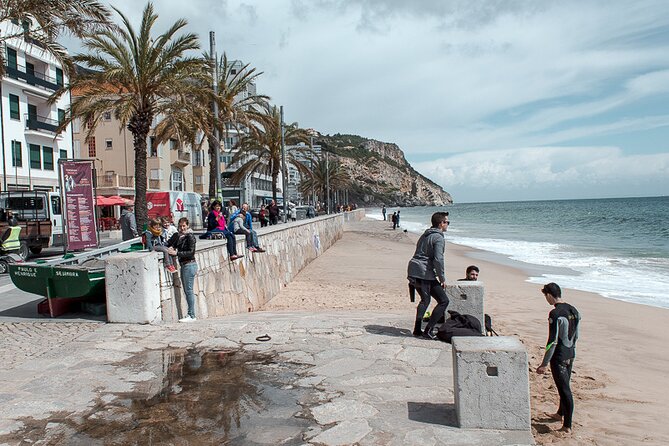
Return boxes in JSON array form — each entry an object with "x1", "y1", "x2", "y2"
[
  {"x1": 120, "y1": 205, "x2": 138, "y2": 241},
  {"x1": 407, "y1": 211, "x2": 450, "y2": 339},
  {"x1": 268, "y1": 200, "x2": 280, "y2": 225}
]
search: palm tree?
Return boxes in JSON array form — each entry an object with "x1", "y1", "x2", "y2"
[
  {"x1": 0, "y1": 0, "x2": 112, "y2": 76},
  {"x1": 299, "y1": 153, "x2": 349, "y2": 209},
  {"x1": 59, "y1": 2, "x2": 210, "y2": 227},
  {"x1": 153, "y1": 53, "x2": 269, "y2": 201},
  {"x1": 230, "y1": 104, "x2": 312, "y2": 202}
]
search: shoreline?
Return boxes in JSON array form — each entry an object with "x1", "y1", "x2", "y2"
[{"x1": 265, "y1": 218, "x2": 669, "y2": 445}]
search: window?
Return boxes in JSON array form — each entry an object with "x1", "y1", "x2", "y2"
[
  {"x1": 171, "y1": 167, "x2": 183, "y2": 191},
  {"x1": 72, "y1": 119, "x2": 80, "y2": 133},
  {"x1": 11, "y1": 141, "x2": 22, "y2": 167},
  {"x1": 150, "y1": 168, "x2": 163, "y2": 180},
  {"x1": 195, "y1": 175, "x2": 203, "y2": 185},
  {"x1": 60, "y1": 149, "x2": 67, "y2": 160},
  {"x1": 193, "y1": 150, "x2": 204, "y2": 166},
  {"x1": 86, "y1": 118, "x2": 93, "y2": 129},
  {"x1": 105, "y1": 139, "x2": 113, "y2": 150},
  {"x1": 29, "y1": 144, "x2": 41, "y2": 169},
  {"x1": 169, "y1": 139, "x2": 177, "y2": 150},
  {"x1": 73, "y1": 140, "x2": 80, "y2": 157},
  {"x1": 42, "y1": 146, "x2": 53, "y2": 170},
  {"x1": 51, "y1": 196, "x2": 61, "y2": 215},
  {"x1": 58, "y1": 109, "x2": 65, "y2": 125},
  {"x1": 9, "y1": 94, "x2": 20, "y2": 120},
  {"x1": 6, "y1": 47, "x2": 17, "y2": 69},
  {"x1": 148, "y1": 136, "x2": 158, "y2": 157},
  {"x1": 87, "y1": 137, "x2": 96, "y2": 157},
  {"x1": 103, "y1": 111, "x2": 111, "y2": 121},
  {"x1": 56, "y1": 68, "x2": 64, "y2": 87}
]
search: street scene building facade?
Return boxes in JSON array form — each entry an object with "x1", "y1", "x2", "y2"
[{"x1": 0, "y1": 21, "x2": 73, "y2": 192}]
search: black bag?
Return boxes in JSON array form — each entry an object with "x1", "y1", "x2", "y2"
[
  {"x1": 485, "y1": 313, "x2": 499, "y2": 336},
  {"x1": 436, "y1": 310, "x2": 484, "y2": 343}
]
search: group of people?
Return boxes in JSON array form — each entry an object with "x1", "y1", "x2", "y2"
[
  {"x1": 407, "y1": 211, "x2": 580, "y2": 434},
  {"x1": 381, "y1": 205, "x2": 401, "y2": 230},
  {"x1": 201, "y1": 200, "x2": 265, "y2": 256}
]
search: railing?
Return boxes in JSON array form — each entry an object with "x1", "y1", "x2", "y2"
[
  {"x1": 25, "y1": 113, "x2": 59, "y2": 133},
  {"x1": 96, "y1": 174, "x2": 134, "y2": 188},
  {"x1": 148, "y1": 179, "x2": 161, "y2": 189},
  {"x1": 6, "y1": 64, "x2": 60, "y2": 91}
]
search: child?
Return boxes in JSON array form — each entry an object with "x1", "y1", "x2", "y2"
[
  {"x1": 145, "y1": 218, "x2": 177, "y2": 273},
  {"x1": 161, "y1": 216, "x2": 178, "y2": 240}
]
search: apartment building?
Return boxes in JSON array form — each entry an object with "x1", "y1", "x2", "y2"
[
  {"x1": 0, "y1": 21, "x2": 73, "y2": 192},
  {"x1": 71, "y1": 111, "x2": 209, "y2": 199},
  {"x1": 286, "y1": 141, "x2": 321, "y2": 204}
]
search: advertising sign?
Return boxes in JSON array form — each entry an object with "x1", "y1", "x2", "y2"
[
  {"x1": 147, "y1": 191, "x2": 202, "y2": 228},
  {"x1": 61, "y1": 160, "x2": 98, "y2": 250}
]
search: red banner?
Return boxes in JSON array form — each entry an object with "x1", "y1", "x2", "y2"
[{"x1": 61, "y1": 161, "x2": 98, "y2": 250}]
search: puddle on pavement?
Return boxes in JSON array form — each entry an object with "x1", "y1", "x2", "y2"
[{"x1": 2, "y1": 348, "x2": 317, "y2": 445}]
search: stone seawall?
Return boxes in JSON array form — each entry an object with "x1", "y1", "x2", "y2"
[{"x1": 158, "y1": 209, "x2": 365, "y2": 322}]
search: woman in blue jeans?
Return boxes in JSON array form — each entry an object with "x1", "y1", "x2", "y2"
[{"x1": 167, "y1": 217, "x2": 198, "y2": 322}]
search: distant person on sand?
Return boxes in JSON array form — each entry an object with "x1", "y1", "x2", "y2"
[
  {"x1": 458, "y1": 265, "x2": 479, "y2": 281},
  {"x1": 536, "y1": 282, "x2": 581, "y2": 434},
  {"x1": 407, "y1": 212, "x2": 450, "y2": 339},
  {"x1": 391, "y1": 212, "x2": 397, "y2": 230},
  {"x1": 396, "y1": 210, "x2": 401, "y2": 227},
  {"x1": 382, "y1": 205, "x2": 386, "y2": 220}
]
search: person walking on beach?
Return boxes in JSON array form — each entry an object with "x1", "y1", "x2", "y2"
[
  {"x1": 396, "y1": 210, "x2": 401, "y2": 228},
  {"x1": 382, "y1": 205, "x2": 386, "y2": 220},
  {"x1": 391, "y1": 212, "x2": 397, "y2": 230},
  {"x1": 536, "y1": 282, "x2": 580, "y2": 434},
  {"x1": 167, "y1": 218, "x2": 198, "y2": 322},
  {"x1": 407, "y1": 212, "x2": 450, "y2": 339}
]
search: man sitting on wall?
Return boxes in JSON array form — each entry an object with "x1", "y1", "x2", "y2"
[{"x1": 230, "y1": 203, "x2": 265, "y2": 253}]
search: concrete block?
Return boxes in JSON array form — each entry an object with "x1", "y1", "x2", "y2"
[
  {"x1": 105, "y1": 251, "x2": 162, "y2": 324},
  {"x1": 452, "y1": 336, "x2": 530, "y2": 430},
  {"x1": 445, "y1": 282, "x2": 484, "y2": 333}
]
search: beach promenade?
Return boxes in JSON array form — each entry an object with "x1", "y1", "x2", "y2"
[{"x1": 0, "y1": 218, "x2": 667, "y2": 445}]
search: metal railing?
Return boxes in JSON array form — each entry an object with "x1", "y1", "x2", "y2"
[
  {"x1": 176, "y1": 150, "x2": 191, "y2": 164},
  {"x1": 96, "y1": 174, "x2": 134, "y2": 188},
  {"x1": 148, "y1": 179, "x2": 161, "y2": 189},
  {"x1": 25, "y1": 113, "x2": 58, "y2": 133},
  {"x1": 5, "y1": 64, "x2": 60, "y2": 91}
]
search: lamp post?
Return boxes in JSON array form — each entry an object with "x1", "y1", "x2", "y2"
[
  {"x1": 326, "y1": 151, "x2": 330, "y2": 214},
  {"x1": 209, "y1": 31, "x2": 221, "y2": 201},
  {"x1": 280, "y1": 106, "x2": 288, "y2": 223}
]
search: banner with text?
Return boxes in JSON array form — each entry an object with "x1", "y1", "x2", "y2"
[{"x1": 61, "y1": 160, "x2": 97, "y2": 250}]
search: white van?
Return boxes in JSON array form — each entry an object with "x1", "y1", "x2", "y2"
[{"x1": 0, "y1": 191, "x2": 64, "y2": 254}]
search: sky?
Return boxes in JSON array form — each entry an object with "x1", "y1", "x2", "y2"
[{"x1": 66, "y1": 0, "x2": 669, "y2": 203}]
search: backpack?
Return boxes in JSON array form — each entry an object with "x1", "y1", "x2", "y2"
[
  {"x1": 436, "y1": 310, "x2": 484, "y2": 343},
  {"x1": 485, "y1": 314, "x2": 499, "y2": 336}
]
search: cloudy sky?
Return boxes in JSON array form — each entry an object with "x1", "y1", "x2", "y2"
[{"x1": 68, "y1": 0, "x2": 669, "y2": 202}]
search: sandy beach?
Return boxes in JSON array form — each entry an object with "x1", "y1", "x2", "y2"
[{"x1": 263, "y1": 218, "x2": 669, "y2": 445}]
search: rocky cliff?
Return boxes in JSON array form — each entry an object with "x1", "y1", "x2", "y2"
[{"x1": 314, "y1": 133, "x2": 452, "y2": 207}]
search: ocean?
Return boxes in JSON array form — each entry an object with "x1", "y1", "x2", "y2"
[{"x1": 369, "y1": 196, "x2": 669, "y2": 309}]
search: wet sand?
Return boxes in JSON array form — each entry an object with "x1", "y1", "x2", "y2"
[{"x1": 263, "y1": 218, "x2": 669, "y2": 445}]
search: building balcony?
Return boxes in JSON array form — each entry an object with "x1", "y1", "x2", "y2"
[
  {"x1": 97, "y1": 174, "x2": 134, "y2": 189},
  {"x1": 25, "y1": 113, "x2": 59, "y2": 134},
  {"x1": 172, "y1": 150, "x2": 191, "y2": 166},
  {"x1": 6, "y1": 64, "x2": 60, "y2": 91},
  {"x1": 148, "y1": 179, "x2": 161, "y2": 190}
]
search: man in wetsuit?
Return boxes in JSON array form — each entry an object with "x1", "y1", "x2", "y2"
[
  {"x1": 536, "y1": 282, "x2": 581, "y2": 434},
  {"x1": 407, "y1": 211, "x2": 450, "y2": 339}
]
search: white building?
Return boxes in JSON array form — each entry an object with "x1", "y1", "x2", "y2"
[{"x1": 0, "y1": 20, "x2": 72, "y2": 192}]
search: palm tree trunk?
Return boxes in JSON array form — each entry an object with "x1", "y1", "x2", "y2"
[
  {"x1": 128, "y1": 109, "x2": 152, "y2": 229},
  {"x1": 207, "y1": 136, "x2": 218, "y2": 199},
  {"x1": 272, "y1": 170, "x2": 279, "y2": 202}
]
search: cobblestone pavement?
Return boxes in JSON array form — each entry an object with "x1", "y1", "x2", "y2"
[
  {"x1": 0, "y1": 322, "x2": 102, "y2": 369},
  {"x1": 0, "y1": 312, "x2": 533, "y2": 446}
]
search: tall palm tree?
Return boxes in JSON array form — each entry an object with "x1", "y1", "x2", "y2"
[
  {"x1": 59, "y1": 2, "x2": 210, "y2": 227},
  {"x1": 0, "y1": 0, "x2": 112, "y2": 75},
  {"x1": 230, "y1": 104, "x2": 312, "y2": 202},
  {"x1": 153, "y1": 53, "x2": 269, "y2": 201},
  {"x1": 299, "y1": 153, "x2": 349, "y2": 208}
]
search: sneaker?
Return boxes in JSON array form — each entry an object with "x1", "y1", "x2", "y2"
[
  {"x1": 179, "y1": 316, "x2": 196, "y2": 323},
  {"x1": 166, "y1": 265, "x2": 177, "y2": 273},
  {"x1": 230, "y1": 254, "x2": 244, "y2": 260},
  {"x1": 422, "y1": 328, "x2": 437, "y2": 340},
  {"x1": 254, "y1": 247, "x2": 265, "y2": 253}
]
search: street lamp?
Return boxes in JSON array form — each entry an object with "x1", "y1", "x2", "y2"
[{"x1": 280, "y1": 106, "x2": 288, "y2": 223}]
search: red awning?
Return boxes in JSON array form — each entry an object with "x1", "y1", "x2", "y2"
[{"x1": 96, "y1": 195, "x2": 131, "y2": 206}]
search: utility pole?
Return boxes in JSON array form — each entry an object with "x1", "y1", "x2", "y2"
[
  {"x1": 280, "y1": 106, "x2": 288, "y2": 222},
  {"x1": 326, "y1": 151, "x2": 330, "y2": 214},
  {"x1": 209, "y1": 31, "x2": 221, "y2": 201}
]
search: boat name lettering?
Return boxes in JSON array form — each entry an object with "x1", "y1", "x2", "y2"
[
  {"x1": 14, "y1": 270, "x2": 37, "y2": 277},
  {"x1": 55, "y1": 271, "x2": 79, "y2": 277}
]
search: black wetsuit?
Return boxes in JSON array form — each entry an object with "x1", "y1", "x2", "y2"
[{"x1": 540, "y1": 302, "x2": 580, "y2": 429}]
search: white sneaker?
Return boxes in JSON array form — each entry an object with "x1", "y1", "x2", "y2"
[{"x1": 179, "y1": 316, "x2": 196, "y2": 323}]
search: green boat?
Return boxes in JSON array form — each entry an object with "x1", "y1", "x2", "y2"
[{"x1": 8, "y1": 259, "x2": 106, "y2": 299}]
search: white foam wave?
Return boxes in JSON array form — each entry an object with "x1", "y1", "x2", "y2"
[{"x1": 448, "y1": 235, "x2": 669, "y2": 309}]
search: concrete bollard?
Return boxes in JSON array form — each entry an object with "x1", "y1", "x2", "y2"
[
  {"x1": 105, "y1": 251, "x2": 162, "y2": 324},
  {"x1": 445, "y1": 282, "x2": 485, "y2": 333},
  {"x1": 452, "y1": 336, "x2": 531, "y2": 430}
]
